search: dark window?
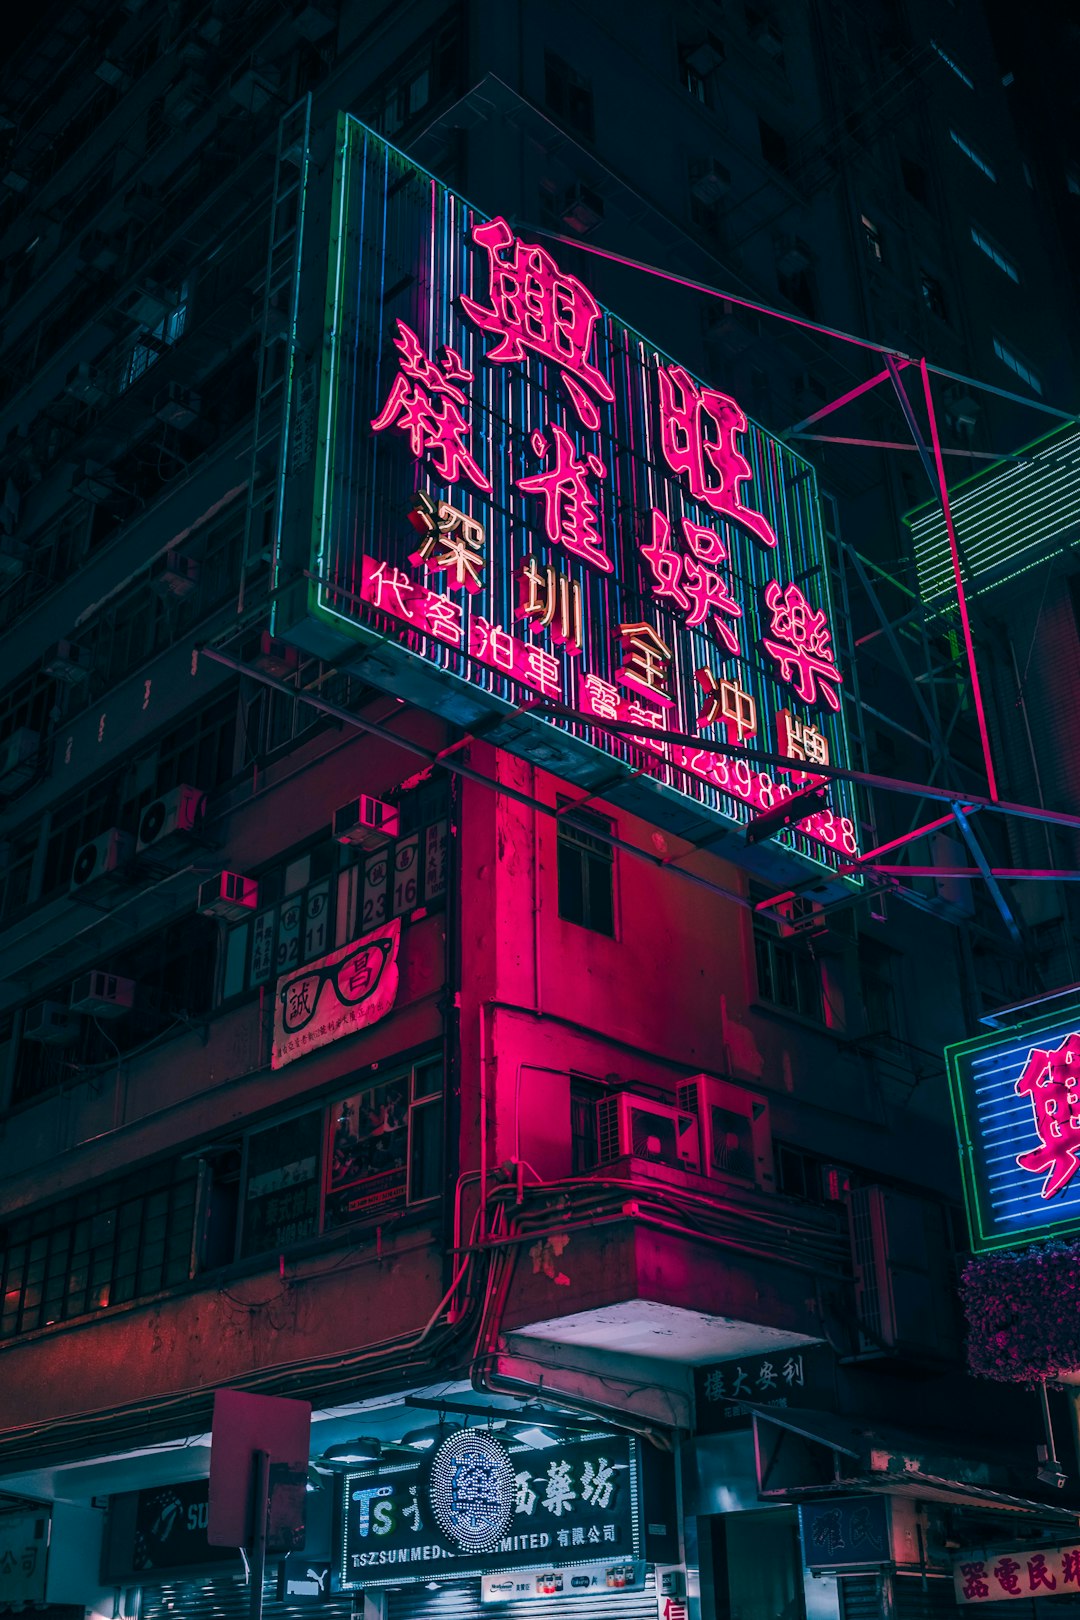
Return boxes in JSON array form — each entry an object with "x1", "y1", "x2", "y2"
[
  {"x1": 920, "y1": 269, "x2": 948, "y2": 322},
  {"x1": 754, "y1": 924, "x2": 825, "y2": 1022},
  {"x1": 544, "y1": 52, "x2": 594, "y2": 139},
  {"x1": 860, "y1": 213, "x2": 883, "y2": 262},
  {"x1": 859, "y1": 938, "x2": 900, "y2": 1043},
  {"x1": 901, "y1": 156, "x2": 929, "y2": 205},
  {"x1": 557, "y1": 806, "x2": 615, "y2": 935},
  {"x1": 758, "y1": 118, "x2": 789, "y2": 172},
  {"x1": 324, "y1": 1058, "x2": 444, "y2": 1229},
  {"x1": 679, "y1": 33, "x2": 725, "y2": 103},
  {"x1": 570, "y1": 1076, "x2": 605, "y2": 1172}
]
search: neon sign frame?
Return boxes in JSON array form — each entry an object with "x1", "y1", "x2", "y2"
[
  {"x1": 294, "y1": 114, "x2": 860, "y2": 881},
  {"x1": 947, "y1": 999, "x2": 1080, "y2": 1252}
]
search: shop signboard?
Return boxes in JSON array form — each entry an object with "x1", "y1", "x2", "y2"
[
  {"x1": 102, "y1": 1479, "x2": 239, "y2": 1579},
  {"x1": 694, "y1": 1344, "x2": 832, "y2": 1431},
  {"x1": 0, "y1": 1507, "x2": 49, "y2": 1604},
  {"x1": 271, "y1": 917, "x2": 400, "y2": 1070},
  {"x1": 281, "y1": 116, "x2": 861, "y2": 895},
  {"x1": 946, "y1": 999, "x2": 1080, "y2": 1251},
  {"x1": 341, "y1": 1428, "x2": 641, "y2": 1589},
  {"x1": 954, "y1": 1542, "x2": 1080, "y2": 1603},
  {"x1": 481, "y1": 1560, "x2": 646, "y2": 1602},
  {"x1": 798, "y1": 1497, "x2": 889, "y2": 1571},
  {"x1": 278, "y1": 1555, "x2": 334, "y2": 1600}
]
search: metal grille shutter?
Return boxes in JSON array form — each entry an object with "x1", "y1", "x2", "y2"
[
  {"x1": 894, "y1": 1575, "x2": 968, "y2": 1619},
  {"x1": 837, "y1": 1574, "x2": 885, "y2": 1620},
  {"x1": 389, "y1": 1573, "x2": 657, "y2": 1620},
  {"x1": 140, "y1": 1573, "x2": 355, "y2": 1619}
]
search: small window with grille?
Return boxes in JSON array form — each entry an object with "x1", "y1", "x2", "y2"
[{"x1": 557, "y1": 804, "x2": 615, "y2": 936}]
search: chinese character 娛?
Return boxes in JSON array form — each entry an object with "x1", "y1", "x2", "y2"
[
  {"x1": 517, "y1": 555, "x2": 584, "y2": 652},
  {"x1": 696, "y1": 668, "x2": 757, "y2": 742},
  {"x1": 370, "y1": 320, "x2": 491, "y2": 493},
  {"x1": 641, "y1": 510, "x2": 742, "y2": 655},
  {"x1": 761, "y1": 580, "x2": 843, "y2": 713},
  {"x1": 1015, "y1": 1033, "x2": 1080, "y2": 1198},
  {"x1": 460, "y1": 217, "x2": 615, "y2": 430},
  {"x1": 656, "y1": 363, "x2": 778, "y2": 549},
  {"x1": 517, "y1": 426, "x2": 612, "y2": 573},
  {"x1": 409, "y1": 491, "x2": 487, "y2": 592},
  {"x1": 616, "y1": 621, "x2": 674, "y2": 706}
]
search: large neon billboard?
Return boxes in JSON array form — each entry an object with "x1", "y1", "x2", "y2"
[
  {"x1": 947, "y1": 1000, "x2": 1080, "y2": 1251},
  {"x1": 285, "y1": 115, "x2": 859, "y2": 878}
]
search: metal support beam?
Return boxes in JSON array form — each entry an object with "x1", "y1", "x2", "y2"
[
  {"x1": 951, "y1": 803, "x2": 1022, "y2": 942},
  {"x1": 784, "y1": 362, "x2": 904, "y2": 436}
]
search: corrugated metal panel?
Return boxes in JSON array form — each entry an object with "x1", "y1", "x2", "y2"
[
  {"x1": 389, "y1": 1574, "x2": 657, "y2": 1620},
  {"x1": 837, "y1": 1574, "x2": 885, "y2": 1620},
  {"x1": 140, "y1": 1573, "x2": 355, "y2": 1619},
  {"x1": 894, "y1": 1575, "x2": 965, "y2": 1619}
]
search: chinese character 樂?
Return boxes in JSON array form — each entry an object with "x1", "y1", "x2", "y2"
[{"x1": 761, "y1": 580, "x2": 843, "y2": 713}]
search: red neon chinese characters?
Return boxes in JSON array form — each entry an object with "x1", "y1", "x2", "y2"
[
  {"x1": 616, "y1": 621, "x2": 674, "y2": 706},
  {"x1": 371, "y1": 320, "x2": 491, "y2": 492},
  {"x1": 761, "y1": 580, "x2": 843, "y2": 712},
  {"x1": 656, "y1": 364, "x2": 777, "y2": 549},
  {"x1": 459, "y1": 217, "x2": 615, "y2": 430},
  {"x1": 641, "y1": 510, "x2": 742, "y2": 655},
  {"x1": 408, "y1": 492, "x2": 486, "y2": 592},
  {"x1": 517, "y1": 426, "x2": 612, "y2": 573},
  {"x1": 1014, "y1": 1032, "x2": 1080, "y2": 1198},
  {"x1": 517, "y1": 556, "x2": 583, "y2": 652},
  {"x1": 696, "y1": 668, "x2": 756, "y2": 741}
]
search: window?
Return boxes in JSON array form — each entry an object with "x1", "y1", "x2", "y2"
[
  {"x1": 325, "y1": 1058, "x2": 443, "y2": 1227},
  {"x1": 859, "y1": 938, "x2": 900, "y2": 1043},
  {"x1": 992, "y1": 337, "x2": 1043, "y2": 395},
  {"x1": 570, "y1": 1075, "x2": 605, "y2": 1172},
  {"x1": 920, "y1": 270, "x2": 948, "y2": 321},
  {"x1": 544, "y1": 52, "x2": 594, "y2": 140},
  {"x1": 901, "y1": 156, "x2": 929, "y2": 206},
  {"x1": 122, "y1": 288, "x2": 188, "y2": 393},
  {"x1": 679, "y1": 33, "x2": 725, "y2": 103},
  {"x1": 557, "y1": 805, "x2": 615, "y2": 935},
  {"x1": 970, "y1": 225, "x2": 1019, "y2": 282},
  {"x1": 758, "y1": 117, "x2": 789, "y2": 172},
  {"x1": 754, "y1": 922, "x2": 825, "y2": 1022},
  {"x1": 929, "y1": 39, "x2": 973, "y2": 89},
  {"x1": 949, "y1": 129, "x2": 996, "y2": 182},
  {"x1": 0, "y1": 1162, "x2": 197, "y2": 1337},
  {"x1": 860, "y1": 213, "x2": 883, "y2": 262},
  {"x1": 360, "y1": 14, "x2": 459, "y2": 140}
]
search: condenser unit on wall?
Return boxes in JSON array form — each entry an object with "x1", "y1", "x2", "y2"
[
  {"x1": 24, "y1": 1001, "x2": 81, "y2": 1045},
  {"x1": 198, "y1": 871, "x2": 258, "y2": 921},
  {"x1": 150, "y1": 550, "x2": 199, "y2": 599},
  {"x1": 595, "y1": 1093, "x2": 701, "y2": 1173},
  {"x1": 44, "y1": 639, "x2": 93, "y2": 684},
  {"x1": 69, "y1": 828, "x2": 135, "y2": 897},
  {"x1": 333, "y1": 795, "x2": 400, "y2": 850},
  {"x1": 69, "y1": 971, "x2": 136, "y2": 1018},
  {"x1": 676, "y1": 1075, "x2": 775, "y2": 1190},
  {"x1": 137, "y1": 784, "x2": 206, "y2": 854}
]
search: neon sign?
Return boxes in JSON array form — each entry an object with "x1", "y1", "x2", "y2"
[
  {"x1": 289, "y1": 115, "x2": 860, "y2": 879},
  {"x1": 947, "y1": 1002, "x2": 1080, "y2": 1251}
]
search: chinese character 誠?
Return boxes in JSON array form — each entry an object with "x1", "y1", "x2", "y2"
[
  {"x1": 370, "y1": 321, "x2": 490, "y2": 493},
  {"x1": 696, "y1": 668, "x2": 757, "y2": 742},
  {"x1": 408, "y1": 491, "x2": 486, "y2": 592},
  {"x1": 517, "y1": 426, "x2": 612, "y2": 573},
  {"x1": 517, "y1": 555, "x2": 584, "y2": 652},
  {"x1": 761, "y1": 580, "x2": 843, "y2": 713},
  {"x1": 656, "y1": 364, "x2": 778, "y2": 550},
  {"x1": 1015, "y1": 1033, "x2": 1080, "y2": 1199},
  {"x1": 459, "y1": 217, "x2": 615, "y2": 430}
]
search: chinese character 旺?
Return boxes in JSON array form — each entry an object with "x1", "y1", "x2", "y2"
[
  {"x1": 471, "y1": 616, "x2": 515, "y2": 674},
  {"x1": 517, "y1": 426, "x2": 612, "y2": 573},
  {"x1": 370, "y1": 321, "x2": 491, "y2": 493},
  {"x1": 1015, "y1": 1033, "x2": 1080, "y2": 1199},
  {"x1": 459, "y1": 217, "x2": 615, "y2": 430},
  {"x1": 782, "y1": 1355, "x2": 804, "y2": 1388},
  {"x1": 520, "y1": 642, "x2": 563, "y2": 700},
  {"x1": 579, "y1": 672, "x2": 621, "y2": 722},
  {"x1": 656, "y1": 364, "x2": 778, "y2": 549},
  {"x1": 993, "y1": 1557, "x2": 1022, "y2": 1596},
  {"x1": 515, "y1": 1471, "x2": 537, "y2": 1516},
  {"x1": 1029, "y1": 1555, "x2": 1058, "y2": 1592},
  {"x1": 419, "y1": 592, "x2": 464, "y2": 649},
  {"x1": 761, "y1": 580, "x2": 843, "y2": 713},
  {"x1": 616, "y1": 621, "x2": 674, "y2": 706},
  {"x1": 960, "y1": 1563, "x2": 990, "y2": 1601},
  {"x1": 581, "y1": 1457, "x2": 616, "y2": 1510},
  {"x1": 696, "y1": 668, "x2": 757, "y2": 742},
  {"x1": 542, "y1": 1460, "x2": 577, "y2": 1517},
  {"x1": 408, "y1": 492, "x2": 487, "y2": 592},
  {"x1": 757, "y1": 1361, "x2": 777, "y2": 1392},
  {"x1": 362, "y1": 558, "x2": 418, "y2": 622},
  {"x1": 703, "y1": 1368, "x2": 726, "y2": 1403},
  {"x1": 517, "y1": 555, "x2": 583, "y2": 652}
]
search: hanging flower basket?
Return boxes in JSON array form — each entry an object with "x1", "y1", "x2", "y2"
[{"x1": 961, "y1": 1241, "x2": 1080, "y2": 1384}]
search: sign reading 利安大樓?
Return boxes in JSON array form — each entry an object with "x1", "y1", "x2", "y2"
[
  {"x1": 341, "y1": 1429, "x2": 640, "y2": 1589},
  {"x1": 281, "y1": 115, "x2": 860, "y2": 891},
  {"x1": 947, "y1": 1001, "x2": 1080, "y2": 1251}
]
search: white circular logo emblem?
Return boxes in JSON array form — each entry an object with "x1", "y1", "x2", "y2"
[{"x1": 428, "y1": 1430, "x2": 516, "y2": 1553}]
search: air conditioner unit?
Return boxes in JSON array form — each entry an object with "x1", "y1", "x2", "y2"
[
  {"x1": 69, "y1": 828, "x2": 134, "y2": 896},
  {"x1": 595, "y1": 1093, "x2": 701, "y2": 1173},
  {"x1": 137, "y1": 784, "x2": 206, "y2": 854},
  {"x1": 198, "y1": 871, "x2": 258, "y2": 921},
  {"x1": 684, "y1": 31, "x2": 725, "y2": 76},
  {"x1": 0, "y1": 537, "x2": 28, "y2": 578},
  {"x1": 150, "y1": 550, "x2": 199, "y2": 599},
  {"x1": 64, "y1": 361, "x2": 107, "y2": 405},
  {"x1": 69, "y1": 970, "x2": 136, "y2": 1018},
  {"x1": 44, "y1": 639, "x2": 93, "y2": 684},
  {"x1": 124, "y1": 281, "x2": 173, "y2": 327},
  {"x1": 776, "y1": 237, "x2": 813, "y2": 276},
  {"x1": 24, "y1": 1001, "x2": 81, "y2": 1045},
  {"x1": 0, "y1": 728, "x2": 40, "y2": 792},
  {"x1": 291, "y1": 1, "x2": 335, "y2": 40},
  {"x1": 677, "y1": 1075, "x2": 774, "y2": 1190},
  {"x1": 560, "y1": 185, "x2": 605, "y2": 237},
  {"x1": 333, "y1": 795, "x2": 400, "y2": 850},
  {"x1": 690, "y1": 157, "x2": 732, "y2": 206},
  {"x1": 253, "y1": 632, "x2": 299, "y2": 678},
  {"x1": 848, "y1": 1185, "x2": 959, "y2": 1359},
  {"x1": 153, "y1": 382, "x2": 201, "y2": 429}
]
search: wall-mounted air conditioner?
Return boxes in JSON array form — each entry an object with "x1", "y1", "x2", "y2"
[
  {"x1": 64, "y1": 361, "x2": 107, "y2": 404},
  {"x1": 44, "y1": 639, "x2": 94, "y2": 684},
  {"x1": 333, "y1": 795, "x2": 400, "y2": 850},
  {"x1": 137, "y1": 784, "x2": 206, "y2": 854},
  {"x1": 151, "y1": 550, "x2": 199, "y2": 599},
  {"x1": 153, "y1": 382, "x2": 201, "y2": 429},
  {"x1": 69, "y1": 828, "x2": 134, "y2": 897},
  {"x1": 69, "y1": 971, "x2": 136, "y2": 1018},
  {"x1": 253, "y1": 632, "x2": 299, "y2": 678},
  {"x1": 198, "y1": 871, "x2": 258, "y2": 921},
  {"x1": 595, "y1": 1092, "x2": 701, "y2": 1173},
  {"x1": 676, "y1": 1075, "x2": 775, "y2": 1190},
  {"x1": 23, "y1": 1001, "x2": 81, "y2": 1045},
  {"x1": 0, "y1": 728, "x2": 40, "y2": 792},
  {"x1": 690, "y1": 157, "x2": 731, "y2": 206}
]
